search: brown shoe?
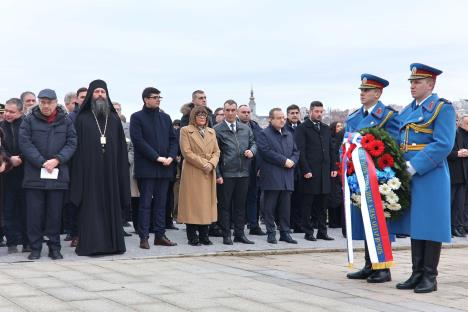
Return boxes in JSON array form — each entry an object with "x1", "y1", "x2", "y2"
[
  {"x1": 70, "y1": 237, "x2": 79, "y2": 247},
  {"x1": 139, "y1": 239, "x2": 150, "y2": 249},
  {"x1": 154, "y1": 235, "x2": 177, "y2": 246}
]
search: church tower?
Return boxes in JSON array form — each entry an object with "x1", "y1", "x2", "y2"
[{"x1": 248, "y1": 86, "x2": 257, "y2": 118}]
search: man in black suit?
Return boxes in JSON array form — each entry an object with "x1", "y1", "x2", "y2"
[
  {"x1": 295, "y1": 101, "x2": 337, "y2": 241},
  {"x1": 448, "y1": 115, "x2": 468, "y2": 237},
  {"x1": 284, "y1": 104, "x2": 303, "y2": 233}
]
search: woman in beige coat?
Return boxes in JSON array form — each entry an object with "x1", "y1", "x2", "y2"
[{"x1": 178, "y1": 106, "x2": 220, "y2": 246}]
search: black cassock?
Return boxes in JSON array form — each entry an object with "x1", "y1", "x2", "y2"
[{"x1": 70, "y1": 110, "x2": 130, "y2": 256}]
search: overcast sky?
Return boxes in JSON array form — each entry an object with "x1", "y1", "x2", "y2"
[{"x1": 1, "y1": 0, "x2": 467, "y2": 118}]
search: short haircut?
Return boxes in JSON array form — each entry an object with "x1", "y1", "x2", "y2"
[
  {"x1": 64, "y1": 92, "x2": 76, "y2": 104},
  {"x1": 20, "y1": 91, "x2": 35, "y2": 102},
  {"x1": 5, "y1": 98, "x2": 23, "y2": 112},
  {"x1": 309, "y1": 100, "x2": 323, "y2": 110},
  {"x1": 287, "y1": 104, "x2": 300, "y2": 113},
  {"x1": 192, "y1": 90, "x2": 205, "y2": 100},
  {"x1": 189, "y1": 105, "x2": 209, "y2": 127},
  {"x1": 142, "y1": 87, "x2": 161, "y2": 102},
  {"x1": 223, "y1": 99, "x2": 237, "y2": 107},
  {"x1": 214, "y1": 107, "x2": 224, "y2": 115},
  {"x1": 76, "y1": 87, "x2": 87, "y2": 96},
  {"x1": 238, "y1": 104, "x2": 250, "y2": 110},
  {"x1": 269, "y1": 108, "x2": 282, "y2": 119}
]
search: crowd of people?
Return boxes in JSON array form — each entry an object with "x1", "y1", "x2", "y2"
[{"x1": 0, "y1": 63, "x2": 465, "y2": 294}]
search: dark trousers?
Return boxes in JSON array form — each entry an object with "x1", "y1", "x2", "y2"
[
  {"x1": 137, "y1": 178, "x2": 169, "y2": 239},
  {"x1": 290, "y1": 183, "x2": 302, "y2": 230},
  {"x1": 246, "y1": 174, "x2": 259, "y2": 227},
  {"x1": 63, "y1": 202, "x2": 78, "y2": 237},
  {"x1": 4, "y1": 182, "x2": 27, "y2": 246},
  {"x1": 263, "y1": 190, "x2": 291, "y2": 234},
  {"x1": 186, "y1": 224, "x2": 209, "y2": 241},
  {"x1": 131, "y1": 197, "x2": 140, "y2": 232},
  {"x1": 451, "y1": 183, "x2": 466, "y2": 230},
  {"x1": 25, "y1": 189, "x2": 64, "y2": 251},
  {"x1": 301, "y1": 193, "x2": 329, "y2": 235},
  {"x1": 165, "y1": 180, "x2": 175, "y2": 226},
  {"x1": 221, "y1": 177, "x2": 249, "y2": 237}
]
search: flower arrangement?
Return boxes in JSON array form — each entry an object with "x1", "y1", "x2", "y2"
[{"x1": 344, "y1": 127, "x2": 410, "y2": 220}]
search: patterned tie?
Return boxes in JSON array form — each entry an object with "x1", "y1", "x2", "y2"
[
  {"x1": 364, "y1": 110, "x2": 369, "y2": 117},
  {"x1": 230, "y1": 123, "x2": 235, "y2": 132},
  {"x1": 314, "y1": 122, "x2": 320, "y2": 131}
]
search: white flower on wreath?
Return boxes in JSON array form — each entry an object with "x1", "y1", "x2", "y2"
[
  {"x1": 385, "y1": 191, "x2": 399, "y2": 204},
  {"x1": 387, "y1": 203, "x2": 402, "y2": 211},
  {"x1": 387, "y1": 177, "x2": 401, "y2": 190},
  {"x1": 384, "y1": 211, "x2": 391, "y2": 218},
  {"x1": 379, "y1": 184, "x2": 392, "y2": 195},
  {"x1": 351, "y1": 193, "x2": 361, "y2": 206}
]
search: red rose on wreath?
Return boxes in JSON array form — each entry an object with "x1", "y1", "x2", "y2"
[
  {"x1": 377, "y1": 153, "x2": 394, "y2": 169},
  {"x1": 361, "y1": 134, "x2": 375, "y2": 148},
  {"x1": 347, "y1": 161, "x2": 355, "y2": 175},
  {"x1": 346, "y1": 144, "x2": 356, "y2": 159},
  {"x1": 366, "y1": 140, "x2": 385, "y2": 157}
]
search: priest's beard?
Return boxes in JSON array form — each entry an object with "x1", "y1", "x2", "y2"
[{"x1": 91, "y1": 97, "x2": 110, "y2": 118}]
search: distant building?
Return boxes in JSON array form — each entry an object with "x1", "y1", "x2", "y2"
[{"x1": 247, "y1": 87, "x2": 269, "y2": 128}]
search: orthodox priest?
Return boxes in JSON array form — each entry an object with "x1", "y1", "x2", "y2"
[{"x1": 70, "y1": 79, "x2": 130, "y2": 256}]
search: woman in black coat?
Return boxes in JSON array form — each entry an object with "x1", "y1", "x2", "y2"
[{"x1": 329, "y1": 122, "x2": 344, "y2": 231}]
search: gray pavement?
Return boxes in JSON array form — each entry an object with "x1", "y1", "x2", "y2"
[
  {"x1": 0, "y1": 246, "x2": 467, "y2": 311},
  {"x1": 1, "y1": 224, "x2": 468, "y2": 263}
]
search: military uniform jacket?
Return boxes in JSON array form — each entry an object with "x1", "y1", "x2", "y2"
[
  {"x1": 390, "y1": 93, "x2": 456, "y2": 243},
  {"x1": 344, "y1": 101, "x2": 399, "y2": 240}
]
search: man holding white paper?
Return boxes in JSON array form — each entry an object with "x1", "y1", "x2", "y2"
[{"x1": 19, "y1": 89, "x2": 77, "y2": 260}]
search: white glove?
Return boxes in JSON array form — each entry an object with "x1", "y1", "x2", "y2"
[{"x1": 406, "y1": 161, "x2": 416, "y2": 176}]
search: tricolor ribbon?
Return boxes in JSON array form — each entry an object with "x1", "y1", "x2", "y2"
[{"x1": 342, "y1": 132, "x2": 393, "y2": 269}]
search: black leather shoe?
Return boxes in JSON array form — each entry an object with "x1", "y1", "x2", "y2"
[
  {"x1": 199, "y1": 238, "x2": 213, "y2": 245},
  {"x1": 292, "y1": 227, "x2": 304, "y2": 234},
  {"x1": 267, "y1": 233, "x2": 277, "y2": 244},
  {"x1": 452, "y1": 228, "x2": 463, "y2": 237},
  {"x1": 457, "y1": 227, "x2": 467, "y2": 237},
  {"x1": 367, "y1": 269, "x2": 391, "y2": 283},
  {"x1": 279, "y1": 233, "x2": 297, "y2": 244},
  {"x1": 347, "y1": 265, "x2": 373, "y2": 279},
  {"x1": 414, "y1": 275, "x2": 437, "y2": 293},
  {"x1": 249, "y1": 226, "x2": 266, "y2": 236},
  {"x1": 234, "y1": 235, "x2": 254, "y2": 244},
  {"x1": 48, "y1": 249, "x2": 63, "y2": 260},
  {"x1": 396, "y1": 234, "x2": 408, "y2": 238},
  {"x1": 188, "y1": 239, "x2": 201, "y2": 246},
  {"x1": 28, "y1": 250, "x2": 41, "y2": 260},
  {"x1": 316, "y1": 232, "x2": 334, "y2": 241},
  {"x1": 223, "y1": 236, "x2": 233, "y2": 245},
  {"x1": 396, "y1": 272, "x2": 423, "y2": 289},
  {"x1": 304, "y1": 233, "x2": 316, "y2": 241},
  {"x1": 64, "y1": 234, "x2": 73, "y2": 241}
]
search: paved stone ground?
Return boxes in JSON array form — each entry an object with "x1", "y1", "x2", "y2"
[
  {"x1": 0, "y1": 246, "x2": 468, "y2": 311},
  {"x1": 1, "y1": 225, "x2": 467, "y2": 263}
]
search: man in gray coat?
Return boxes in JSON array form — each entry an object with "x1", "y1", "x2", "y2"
[{"x1": 215, "y1": 100, "x2": 257, "y2": 245}]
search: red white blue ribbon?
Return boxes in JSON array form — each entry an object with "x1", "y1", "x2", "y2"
[{"x1": 342, "y1": 132, "x2": 393, "y2": 269}]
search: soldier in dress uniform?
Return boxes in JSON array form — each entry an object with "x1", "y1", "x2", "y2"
[
  {"x1": 345, "y1": 74, "x2": 399, "y2": 283},
  {"x1": 393, "y1": 63, "x2": 455, "y2": 293}
]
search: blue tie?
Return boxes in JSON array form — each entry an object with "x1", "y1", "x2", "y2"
[{"x1": 230, "y1": 123, "x2": 235, "y2": 132}]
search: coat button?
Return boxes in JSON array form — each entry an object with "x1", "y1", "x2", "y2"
[
  {"x1": 418, "y1": 117, "x2": 423, "y2": 121},
  {"x1": 412, "y1": 143, "x2": 416, "y2": 146},
  {"x1": 370, "y1": 121, "x2": 375, "y2": 125}
]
